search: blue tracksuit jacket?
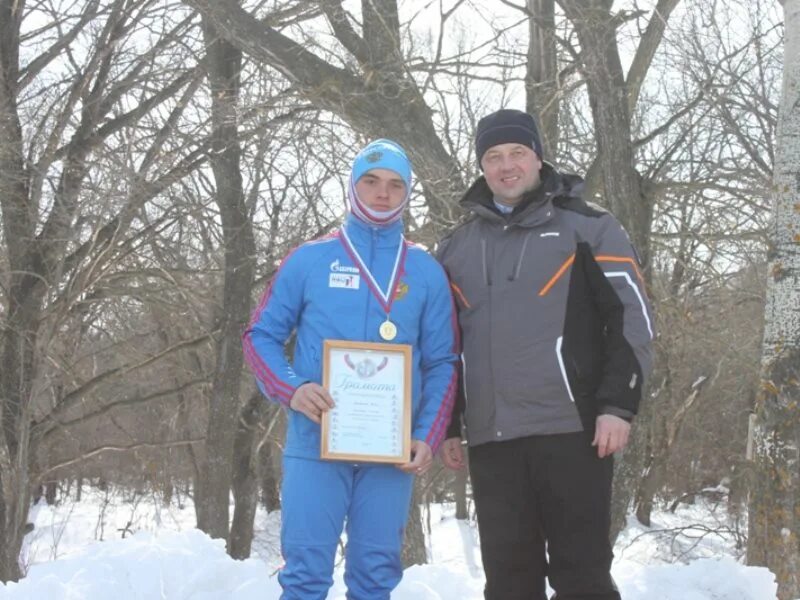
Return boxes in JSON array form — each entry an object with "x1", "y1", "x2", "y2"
[{"x1": 243, "y1": 213, "x2": 458, "y2": 457}]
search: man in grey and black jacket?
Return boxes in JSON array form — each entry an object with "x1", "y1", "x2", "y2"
[{"x1": 437, "y1": 108, "x2": 654, "y2": 600}]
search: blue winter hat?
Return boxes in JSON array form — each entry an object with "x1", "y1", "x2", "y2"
[{"x1": 351, "y1": 139, "x2": 412, "y2": 190}]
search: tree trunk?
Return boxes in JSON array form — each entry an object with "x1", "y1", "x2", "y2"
[
  {"x1": 526, "y1": 0, "x2": 559, "y2": 157},
  {"x1": 401, "y1": 483, "x2": 427, "y2": 567},
  {"x1": 631, "y1": 393, "x2": 659, "y2": 529},
  {"x1": 0, "y1": 473, "x2": 27, "y2": 582},
  {"x1": 635, "y1": 452, "x2": 662, "y2": 528},
  {"x1": 0, "y1": 0, "x2": 38, "y2": 580},
  {"x1": 229, "y1": 393, "x2": 264, "y2": 559},
  {"x1": 609, "y1": 407, "x2": 650, "y2": 540},
  {"x1": 635, "y1": 379, "x2": 702, "y2": 526},
  {"x1": 0, "y1": 313, "x2": 35, "y2": 583},
  {"x1": 45, "y1": 482, "x2": 58, "y2": 506},
  {"x1": 454, "y1": 468, "x2": 468, "y2": 521},
  {"x1": 747, "y1": 3, "x2": 800, "y2": 597},
  {"x1": 195, "y1": 11, "x2": 256, "y2": 544},
  {"x1": 259, "y1": 408, "x2": 283, "y2": 513},
  {"x1": 259, "y1": 444, "x2": 282, "y2": 513}
]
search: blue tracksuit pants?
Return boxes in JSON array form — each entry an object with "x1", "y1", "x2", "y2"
[{"x1": 279, "y1": 456, "x2": 415, "y2": 599}]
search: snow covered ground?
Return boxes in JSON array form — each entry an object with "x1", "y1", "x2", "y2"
[{"x1": 0, "y1": 486, "x2": 779, "y2": 599}]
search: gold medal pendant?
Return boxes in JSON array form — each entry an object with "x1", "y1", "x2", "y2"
[{"x1": 379, "y1": 320, "x2": 397, "y2": 341}]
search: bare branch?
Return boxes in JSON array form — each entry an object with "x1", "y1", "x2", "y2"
[
  {"x1": 37, "y1": 377, "x2": 209, "y2": 444},
  {"x1": 36, "y1": 438, "x2": 206, "y2": 481},
  {"x1": 18, "y1": 0, "x2": 103, "y2": 89},
  {"x1": 625, "y1": 0, "x2": 681, "y2": 114},
  {"x1": 42, "y1": 332, "x2": 215, "y2": 428},
  {"x1": 319, "y1": 0, "x2": 370, "y2": 63}
]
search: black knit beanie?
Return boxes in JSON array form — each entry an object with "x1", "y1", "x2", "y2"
[{"x1": 475, "y1": 109, "x2": 543, "y2": 166}]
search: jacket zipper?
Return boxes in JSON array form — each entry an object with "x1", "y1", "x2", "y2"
[
  {"x1": 481, "y1": 237, "x2": 492, "y2": 286},
  {"x1": 508, "y1": 231, "x2": 533, "y2": 281}
]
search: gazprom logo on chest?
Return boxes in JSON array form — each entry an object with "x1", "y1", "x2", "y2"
[
  {"x1": 330, "y1": 259, "x2": 359, "y2": 274},
  {"x1": 329, "y1": 259, "x2": 360, "y2": 289}
]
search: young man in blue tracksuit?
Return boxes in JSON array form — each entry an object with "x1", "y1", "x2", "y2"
[{"x1": 242, "y1": 139, "x2": 458, "y2": 600}]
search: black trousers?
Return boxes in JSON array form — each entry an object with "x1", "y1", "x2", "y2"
[{"x1": 469, "y1": 432, "x2": 621, "y2": 600}]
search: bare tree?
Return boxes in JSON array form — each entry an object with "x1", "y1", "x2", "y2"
[
  {"x1": 748, "y1": 0, "x2": 800, "y2": 597},
  {"x1": 0, "y1": 0, "x2": 211, "y2": 580},
  {"x1": 192, "y1": 9, "x2": 257, "y2": 549}
]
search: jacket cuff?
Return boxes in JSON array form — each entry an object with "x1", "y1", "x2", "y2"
[
  {"x1": 600, "y1": 405, "x2": 635, "y2": 422},
  {"x1": 283, "y1": 378, "x2": 311, "y2": 407}
]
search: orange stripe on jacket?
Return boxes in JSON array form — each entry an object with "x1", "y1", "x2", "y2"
[
  {"x1": 538, "y1": 254, "x2": 575, "y2": 296},
  {"x1": 594, "y1": 255, "x2": 645, "y2": 287},
  {"x1": 538, "y1": 254, "x2": 644, "y2": 297},
  {"x1": 450, "y1": 283, "x2": 471, "y2": 309}
]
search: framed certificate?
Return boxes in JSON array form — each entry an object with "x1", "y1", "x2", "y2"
[{"x1": 321, "y1": 339, "x2": 412, "y2": 464}]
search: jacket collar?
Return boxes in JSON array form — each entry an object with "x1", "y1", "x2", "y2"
[
  {"x1": 342, "y1": 212, "x2": 404, "y2": 249},
  {"x1": 460, "y1": 163, "x2": 581, "y2": 228}
]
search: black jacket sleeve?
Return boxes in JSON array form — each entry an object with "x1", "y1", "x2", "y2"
[{"x1": 584, "y1": 214, "x2": 655, "y2": 416}]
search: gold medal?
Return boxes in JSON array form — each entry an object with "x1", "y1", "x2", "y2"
[{"x1": 379, "y1": 320, "x2": 397, "y2": 341}]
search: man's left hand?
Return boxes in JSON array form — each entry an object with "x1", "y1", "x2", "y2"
[
  {"x1": 398, "y1": 440, "x2": 433, "y2": 475},
  {"x1": 592, "y1": 414, "x2": 631, "y2": 458}
]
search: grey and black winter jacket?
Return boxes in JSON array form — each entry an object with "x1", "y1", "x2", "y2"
[{"x1": 437, "y1": 164, "x2": 654, "y2": 446}]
